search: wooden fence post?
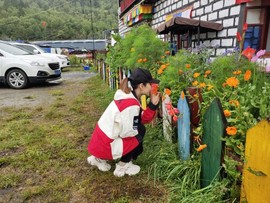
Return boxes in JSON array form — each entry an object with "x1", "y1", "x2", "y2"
[
  {"x1": 177, "y1": 91, "x2": 191, "y2": 160},
  {"x1": 201, "y1": 98, "x2": 226, "y2": 188},
  {"x1": 241, "y1": 120, "x2": 270, "y2": 202}
]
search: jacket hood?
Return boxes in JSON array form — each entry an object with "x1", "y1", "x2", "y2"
[{"x1": 114, "y1": 89, "x2": 138, "y2": 102}]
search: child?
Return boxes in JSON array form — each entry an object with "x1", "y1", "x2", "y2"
[{"x1": 87, "y1": 68, "x2": 160, "y2": 177}]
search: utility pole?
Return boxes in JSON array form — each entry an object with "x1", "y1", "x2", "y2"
[{"x1": 90, "y1": 0, "x2": 95, "y2": 58}]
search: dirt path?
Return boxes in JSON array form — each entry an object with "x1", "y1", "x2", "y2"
[{"x1": 0, "y1": 71, "x2": 97, "y2": 108}]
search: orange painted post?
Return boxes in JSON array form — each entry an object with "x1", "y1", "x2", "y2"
[{"x1": 241, "y1": 120, "x2": 270, "y2": 203}]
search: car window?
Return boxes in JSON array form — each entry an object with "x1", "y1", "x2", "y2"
[
  {"x1": 16, "y1": 44, "x2": 36, "y2": 53},
  {"x1": 0, "y1": 43, "x2": 32, "y2": 55}
]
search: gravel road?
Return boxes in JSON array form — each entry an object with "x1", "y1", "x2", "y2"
[{"x1": 0, "y1": 71, "x2": 97, "y2": 108}]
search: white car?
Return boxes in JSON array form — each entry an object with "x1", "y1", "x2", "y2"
[
  {"x1": 0, "y1": 42, "x2": 61, "y2": 89},
  {"x1": 10, "y1": 42, "x2": 70, "y2": 70}
]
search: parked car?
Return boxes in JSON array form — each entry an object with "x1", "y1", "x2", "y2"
[
  {"x1": 0, "y1": 42, "x2": 61, "y2": 89},
  {"x1": 9, "y1": 42, "x2": 70, "y2": 70}
]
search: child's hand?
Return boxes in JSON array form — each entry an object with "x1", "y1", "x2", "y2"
[{"x1": 150, "y1": 92, "x2": 161, "y2": 105}]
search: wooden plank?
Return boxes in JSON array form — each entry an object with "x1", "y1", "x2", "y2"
[
  {"x1": 201, "y1": 98, "x2": 226, "y2": 188},
  {"x1": 162, "y1": 94, "x2": 172, "y2": 142},
  {"x1": 241, "y1": 120, "x2": 270, "y2": 203},
  {"x1": 177, "y1": 91, "x2": 190, "y2": 160}
]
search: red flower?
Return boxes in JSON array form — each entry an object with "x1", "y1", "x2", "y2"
[
  {"x1": 242, "y1": 46, "x2": 256, "y2": 61},
  {"x1": 243, "y1": 23, "x2": 248, "y2": 32},
  {"x1": 236, "y1": 32, "x2": 242, "y2": 42}
]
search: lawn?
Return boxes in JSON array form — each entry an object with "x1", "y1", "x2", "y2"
[{"x1": 0, "y1": 75, "x2": 169, "y2": 203}]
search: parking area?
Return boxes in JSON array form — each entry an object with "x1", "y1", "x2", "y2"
[{"x1": 0, "y1": 71, "x2": 96, "y2": 108}]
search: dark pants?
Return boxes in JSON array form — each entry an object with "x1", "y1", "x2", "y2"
[{"x1": 120, "y1": 124, "x2": 145, "y2": 163}]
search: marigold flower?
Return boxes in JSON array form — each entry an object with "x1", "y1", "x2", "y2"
[
  {"x1": 178, "y1": 70, "x2": 183, "y2": 74},
  {"x1": 161, "y1": 55, "x2": 165, "y2": 59},
  {"x1": 165, "y1": 88, "x2": 171, "y2": 96},
  {"x1": 181, "y1": 91, "x2": 185, "y2": 99},
  {"x1": 233, "y1": 70, "x2": 242, "y2": 75},
  {"x1": 244, "y1": 70, "x2": 252, "y2": 81},
  {"x1": 207, "y1": 85, "x2": 214, "y2": 91},
  {"x1": 192, "y1": 81, "x2": 198, "y2": 86},
  {"x1": 165, "y1": 50, "x2": 170, "y2": 55},
  {"x1": 224, "y1": 110, "x2": 231, "y2": 117},
  {"x1": 197, "y1": 144, "x2": 207, "y2": 152},
  {"x1": 143, "y1": 58, "x2": 147, "y2": 62},
  {"x1": 157, "y1": 68, "x2": 163, "y2": 75},
  {"x1": 185, "y1": 64, "x2": 191, "y2": 69},
  {"x1": 160, "y1": 64, "x2": 167, "y2": 70},
  {"x1": 193, "y1": 72, "x2": 200, "y2": 78},
  {"x1": 199, "y1": 82, "x2": 206, "y2": 88},
  {"x1": 137, "y1": 59, "x2": 143, "y2": 63},
  {"x1": 229, "y1": 100, "x2": 240, "y2": 107},
  {"x1": 226, "y1": 126, "x2": 237, "y2": 136},
  {"x1": 205, "y1": 70, "x2": 211, "y2": 75},
  {"x1": 226, "y1": 77, "x2": 239, "y2": 88},
  {"x1": 242, "y1": 46, "x2": 256, "y2": 61}
]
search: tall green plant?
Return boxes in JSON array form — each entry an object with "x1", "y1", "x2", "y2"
[{"x1": 106, "y1": 24, "x2": 168, "y2": 76}]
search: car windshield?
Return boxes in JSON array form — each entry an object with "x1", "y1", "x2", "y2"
[
  {"x1": 15, "y1": 44, "x2": 46, "y2": 54},
  {"x1": 0, "y1": 43, "x2": 32, "y2": 55}
]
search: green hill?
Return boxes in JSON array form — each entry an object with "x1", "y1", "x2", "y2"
[{"x1": 0, "y1": 0, "x2": 118, "y2": 41}]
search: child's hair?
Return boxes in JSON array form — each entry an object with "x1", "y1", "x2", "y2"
[{"x1": 120, "y1": 78, "x2": 131, "y2": 94}]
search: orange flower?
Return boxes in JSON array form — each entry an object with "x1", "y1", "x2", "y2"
[
  {"x1": 178, "y1": 70, "x2": 183, "y2": 74},
  {"x1": 226, "y1": 77, "x2": 239, "y2": 88},
  {"x1": 193, "y1": 94, "x2": 198, "y2": 99},
  {"x1": 224, "y1": 110, "x2": 231, "y2": 117},
  {"x1": 192, "y1": 81, "x2": 198, "y2": 86},
  {"x1": 160, "y1": 64, "x2": 167, "y2": 70},
  {"x1": 205, "y1": 70, "x2": 211, "y2": 75},
  {"x1": 222, "y1": 82, "x2": 227, "y2": 87},
  {"x1": 244, "y1": 70, "x2": 252, "y2": 81},
  {"x1": 226, "y1": 126, "x2": 237, "y2": 136},
  {"x1": 165, "y1": 88, "x2": 171, "y2": 96},
  {"x1": 181, "y1": 91, "x2": 185, "y2": 100},
  {"x1": 199, "y1": 82, "x2": 206, "y2": 88},
  {"x1": 229, "y1": 100, "x2": 240, "y2": 107},
  {"x1": 165, "y1": 50, "x2": 170, "y2": 55},
  {"x1": 143, "y1": 58, "x2": 147, "y2": 62},
  {"x1": 233, "y1": 70, "x2": 242, "y2": 75},
  {"x1": 193, "y1": 72, "x2": 200, "y2": 78},
  {"x1": 197, "y1": 144, "x2": 207, "y2": 152},
  {"x1": 185, "y1": 64, "x2": 191, "y2": 69},
  {"x1": 137, "y1": 59, "x2": 143, "y2": 63},
  {"x1": 157, "y1": 68, "x2": 163, "y2": 75},
  {"x1": 242, "y1": 46, "x2": 256, "y2": 61}
]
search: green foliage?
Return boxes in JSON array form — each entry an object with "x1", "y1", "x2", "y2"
[
  {"x1": 0, "y1": 0, "x2": 118, "y2": 40},
  {"x1": 106, "y1": 24, "x2": 168, "y2": 76}
]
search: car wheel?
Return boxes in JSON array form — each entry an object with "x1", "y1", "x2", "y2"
[{"x1": 6, "y1": 69, "x2": 28, "y2": 89}]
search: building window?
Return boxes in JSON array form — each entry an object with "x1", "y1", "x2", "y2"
[{"x1": 244, "y1": 6, "x2": 270, "y2": 53}]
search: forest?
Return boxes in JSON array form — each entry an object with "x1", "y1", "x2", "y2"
[{"x1": 0, "y1": 0, "x2": 118, "y2": 41}]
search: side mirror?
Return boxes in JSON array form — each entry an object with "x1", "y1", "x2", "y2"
[{"x1": 33, "y1": 49, "x2": 40, "y2": 54}]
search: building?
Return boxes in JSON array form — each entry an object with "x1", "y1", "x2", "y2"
[{"x1": 118, "y1": 0, "x2": 270, "y2": 64}]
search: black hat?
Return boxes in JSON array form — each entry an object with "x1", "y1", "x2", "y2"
[{"x1": 129, "y1": 68, "x2": 160, "y2": 85}]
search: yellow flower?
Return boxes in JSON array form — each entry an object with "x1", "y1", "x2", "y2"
[
  {"x1": 233, "y1": 70, "x2": 242, "y2": 75},
  {"x1": 207, "y1": 85, "x2": 214, "y2": 91},
  {"x1": 226, "y1": 126, "x2": 237, "y2": 136},
  {"x1": 199, "y1": 82, "x2": 206, "y2": 88},
  {"x1": 197, "y1": 144, "x2": 207, "y2": 152},
  {"x1": 192, "y1": 81, "x2": 198, "y2": 86},
  {"x1": 185, "y1": 64, "x2": 191, "y2": 69},
  {"x1": 193, "y1": 72, "x2": 200, "y2": 78},
  {"x1": 224, "y1": 110, "x2": 231, "y2": 117},
  {"x1": 244, "y1": 70, "x2": 252, "y2": 81},
  {"x1": 226, "y1": 77, "x2": 239, "y2": 88}
]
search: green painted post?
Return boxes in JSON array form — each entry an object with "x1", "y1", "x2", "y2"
[{"x1": 201, "y1": 98, "x2": 227, "y2": 188}]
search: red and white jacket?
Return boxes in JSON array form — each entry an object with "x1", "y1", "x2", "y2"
[{"x1": 88, "y1": 89, "x2": 157, "y2": 160}]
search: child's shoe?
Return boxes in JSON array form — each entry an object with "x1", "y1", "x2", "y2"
[
  {"x1": 87, "y1": 155, "x2": 111, "y2": 172},
  {"x1": 113, "y1": 161, "x2": 140, "y2": 177}
]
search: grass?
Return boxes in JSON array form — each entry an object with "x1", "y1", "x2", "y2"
[{"x1": 0, "y1": 72, "x2": 232, "y2": 202}]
